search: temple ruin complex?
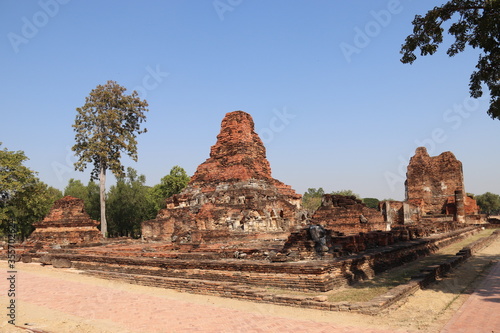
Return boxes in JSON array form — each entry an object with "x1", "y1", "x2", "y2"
[{"x1": 8, "y1": 110, "x2": 496, "y2": 316}]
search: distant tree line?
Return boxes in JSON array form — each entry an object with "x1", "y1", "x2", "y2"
[
  {"x1": 302, "y1": 188, "x2": 382, "y2": 212},
  {"x1": 302, "y1": 188, "x2": 500, "y2": 215},
  {"x1": 0, "y1": 142, "x2": 189, "y2": 240},
  {"x1": 474, "y1": 192, "x2": 500, "y2": 215},
  {"x1": 64, "y1": 165, "x2": 190, "y2": 238}
]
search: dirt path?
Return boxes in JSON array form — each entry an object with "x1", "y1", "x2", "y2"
[
  {"x1": 0, "y1": 266, "x2": 409, "y2": 333},
  {"x1": 1, "y1": 237, "x2": 498, "y2": 333}
]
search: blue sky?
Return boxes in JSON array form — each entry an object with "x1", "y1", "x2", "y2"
[{"x1": 1, "y1": 0, "x2": 499, "y2": 200}]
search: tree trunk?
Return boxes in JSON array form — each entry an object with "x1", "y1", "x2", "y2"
[{"x1": 100, "y1": 165, "x2": 107, "y2": 237}]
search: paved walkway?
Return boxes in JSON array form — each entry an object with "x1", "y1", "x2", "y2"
[
  {"x1": 3, "y1": 257, "x2": 499, "y2": 332},
  {"x1": 440, "y1": 260, "x2": 500, "y2": 333},
  {"x1": 6, "y1": 269, "x2": 409, "y2": 333}
]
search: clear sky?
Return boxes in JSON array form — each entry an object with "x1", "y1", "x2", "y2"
[{"x1": 1, "y1": 0, "x2": 499, "y2": 201}]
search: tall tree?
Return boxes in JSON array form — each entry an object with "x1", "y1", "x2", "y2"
[
  {"x1": 72, "y1": 81, "x2": 148, "y2": 236},
  {"x1": 400, "y1": 0, "x2": 500, "y2": 119}
]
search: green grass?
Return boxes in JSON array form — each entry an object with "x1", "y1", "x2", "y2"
[
  {"x1": 326, "y1": 228, "x2": 495, "y2": 302},
  {"x1": 263, "y1": 287, "x2": 317, "y2": 297}
]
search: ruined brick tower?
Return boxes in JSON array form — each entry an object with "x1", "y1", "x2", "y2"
[
  {"x1": 142, "y1": 111, "x2": 303, "y2": 242},
  {"x1": 405, "y1": 147, "x2": 478, "y2": 220},
  {"x1": 405, "y1": 147, "x2": 465, "y2": 215}
]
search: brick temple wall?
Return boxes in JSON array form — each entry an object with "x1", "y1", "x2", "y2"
[
  {"x1": 405, "y1": 147, "x2": 465, "y2": 215},
  {"x1": 33, "y1": 227, "x2": 479, "y2": 292},
  {"x1": 312, "y1": 194, "x2": 387, "y2": 234}
]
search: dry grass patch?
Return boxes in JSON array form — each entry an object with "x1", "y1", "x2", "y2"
[{"x1": 327, "y1": 228, "x2": 495, "y2": 302}]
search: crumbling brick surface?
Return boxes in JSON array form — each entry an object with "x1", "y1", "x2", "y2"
[
  {"x1": 142, "y1": 111, "x2": 305, "y2": 243},
  {"x1": 406, "y1": 147, "x2": 465, "y2": 215},
  {"x1": 281, "y1": 221, "x2": 463, "y2": 260},
  {"x1": 35, "y1": 227, "x2": 480, "y2": 293},
  {"x1": 311, "y1": 194, "x2": 387, "y2": 234},
  {"x1": 27, "y1": 196, "x2": 102, "y2": 245},
  {"x1": 379, "y1": 201, "x2": 421, "y2": 225},
  {"x1": 445, "y1": 195, "x2": 480, "y2": 216}
]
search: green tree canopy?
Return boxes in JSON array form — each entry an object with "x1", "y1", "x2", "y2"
[
  {"x1": 362, "y1": 198, "x2": 380, "y2": 209},
  {"x1": 302, "y1": 187, "x2": 325, "y2": 212},
  {"x1": 8, "y1": 181, "x2": 62, "y2": 239},
  {"x1": 156, "y1": 165, "x2": 190, "y2": 198},
  {"x1": 85, "y1": 181, "x2": 101, "y2": 221},
  {"x1": 63, "y1": 179, "x2": 100, "y2": 221},
  {"x1": 107, "y1": 167, "x2": 156, "y2": 237},
  {"x1": 64, "y1": 178, "x2": 87, "y2": 200},
  {"x1": 475, "y1": 192, "x2": 500, "y2": 214},
  {"x1": 72, "y1": 80, "x2": 149, "y2": 236},
  {"x1": 0, "y1": 143, "x2": 36, "y2": 211},
  {"x1": 0, "y1": 143, "x2": 62, "y2": 239},
  {"x1": 151, "y1": 166, "x2": 190, "y2": 210},
  {"x1": 401, "y1": 0, "x2": 500, "y2": 119},
  {"x1": 331, "y1": 189, "x2": 361, "y2": 199}
]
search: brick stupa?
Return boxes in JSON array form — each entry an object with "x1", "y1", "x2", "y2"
[
  {"x1": 28, "y1": 196, "x2": 102, "y2": 245},
  {"x1": 142, "y1": 111, "x2": 303, "y2": 243}
]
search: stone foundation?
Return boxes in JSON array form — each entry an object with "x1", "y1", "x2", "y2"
[{"x1": 26, "y1": 226, "x2": 479, "y2": 292}]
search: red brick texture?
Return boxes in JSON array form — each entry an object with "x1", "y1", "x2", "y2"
[
  {"x1": 405, "y1": 147, "x2": 478, "y2": 216},
  {"x1": 27, "y1": 196, "x2": 102, "y2": 246},
  {"x1": 311, "y1": 194, "x2": 387, "y2": 234},
  {"x1": 142, "y1": 111, "x2": 304, "y2": 243}
]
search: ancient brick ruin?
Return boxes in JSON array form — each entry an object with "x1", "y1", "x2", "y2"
[
  {"x1": 379, "y1": 200, "x2": 421, "y2": 225},
  {"x1": 311, "y1": 194, "x2": 388, "y2": 234},
  {"x1": 11, "y1": 113, "x2": 495, "y2": 316},
  {"x1": 406, "y1": 147, "x2": 464, "y2": 214},
  {"x1": 404, "y1": 147, "x2": 480, "y2": 222},
  {"x1": 142, "y1": 111, "x2": 304, "y2": 244},
  {"x1": 375, "y1": 147, "x2": 482, "y2": 227},
  {"x1": 27, "y1": 196, "x2": 102, "y2": 246}
]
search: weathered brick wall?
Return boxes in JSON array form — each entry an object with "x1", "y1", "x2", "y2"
[
  {"x1": 445, "y1": 195, "x2": 480, "y2": 216},
  {"x1": 312, "y1": 194, "x2": 387, "y2": 234},
  {"x1": 405, "y1": 147, "x2": 466, "y2": 215},
  {"x1": 27, "y1": 196, "x2": 102, "y2": 245},
  {"x1": 36, "y1": 226, "x2": 479, "y2": 292},
  {"x1": 80, "y1": 228, "x2": 498, "y2": 314},
  {"x1": 379, "y1": 201, "x2": 421, "y2": 225}
]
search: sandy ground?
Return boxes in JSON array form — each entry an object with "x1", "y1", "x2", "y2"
[{"x1": 1, "y1": 238, "x2": 498, "y2": 333}]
